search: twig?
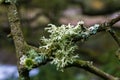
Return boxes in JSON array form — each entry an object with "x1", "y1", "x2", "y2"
[
  {"x1": 68, "y1": 59, "x2": 120, "y2": 80},
  {"x1": 108, "y1": 29, "x2": 120, "y2": 47},
  {"x1": 107, "y1": 15, "x2": 120, "y2": 47},
  {"x1": 108, "y1": 15, "x2": 120, "y2": 26},
  {"x1": 99, "y1": 15, "x2": 120, "y2": 47}
]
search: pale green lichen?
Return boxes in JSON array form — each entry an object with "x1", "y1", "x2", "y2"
[
  {"x1": 20, "y1": 21, "x2": 99, "y2": 71},
  {"x1": 40, "y1": 21, "x2": 99, "y2": 71},
  {"x1": 20, "y1": 49, "x2": 46, "y2": 69}
]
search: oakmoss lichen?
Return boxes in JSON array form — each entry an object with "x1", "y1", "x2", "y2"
[
  {"x1": 40, "y1": 21, "x2": 99, "y2": 70},
  {"x1": 20, "y1": 21, "x2": 99, "y2": 71}
]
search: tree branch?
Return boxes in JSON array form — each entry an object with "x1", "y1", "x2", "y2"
[
  {"x1": 106, "y1": 15, "x2": 120, "y2": 47},
  {"x1": 108, "y1": 15, "x2": 120, "y2": 26},
  {"x1": 6, "y1": 3, "x2": 30, "y2": 80},
  {"x1": 67, "y1": 59, "x2": 120, "y2": 80},
  {"x1": 108, "y1": 29, "x2": 120, "y2": 47},
  {"x1": 28, "y1": 15, "x2": 120, "y2": 80},
  {"x1": 99, "y1": 15, "x2": 120, "y2": 47}
]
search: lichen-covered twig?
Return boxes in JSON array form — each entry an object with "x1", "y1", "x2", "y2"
[{"x1": 67, "y1": 59, "x2": 120, "y2": 80}]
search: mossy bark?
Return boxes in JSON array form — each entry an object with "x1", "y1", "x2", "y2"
[
  {"x1": 18, "y1": 68, "x2": 30, "y2": 80},
  {"x1": 6, "y1": 3, "x2": 30, "y2": 80}
]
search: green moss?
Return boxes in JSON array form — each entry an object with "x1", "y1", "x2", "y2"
[{"x1": 24, "y1": 58, "x2": 34, "y2": 69}]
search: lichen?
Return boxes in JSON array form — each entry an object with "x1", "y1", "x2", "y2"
[
  {"x1": 39, "y1": 21, "x2": 99, "y2": 71},
  {"x1": 20, "y1": 21, "x2": 99, "y2": 71},
  {"x1": 20, "y1": 49, "x2": 46, "y2": 69}
]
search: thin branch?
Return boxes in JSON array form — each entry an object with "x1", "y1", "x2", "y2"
[
  {"x1": 67, "y1": 59, "x2": 120, "y2": 80},
  {"x1": 106, "y1": 15, "x2": 120, "y2": 47},
  {"x1": 108, "y1": 15, "x2": 120, "y2": 26},
  {"x1": 99, "y1": 15, "x2": 120, "y2": 47},
  {"x1": 108, "y1": 29, "x2": 120, "y2": 47}
]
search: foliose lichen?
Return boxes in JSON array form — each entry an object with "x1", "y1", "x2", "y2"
[{"x1": 20, "y1": 49, "x2": 46, "y2": 69}]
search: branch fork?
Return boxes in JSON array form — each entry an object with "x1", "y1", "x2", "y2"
[{"x1": 5, "y1": 3, "x2": 120, "y2": 80}]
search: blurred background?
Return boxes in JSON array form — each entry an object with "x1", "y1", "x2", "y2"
[{"x1": 0, "y1": 0, "x2": 120, "y2": 80}]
